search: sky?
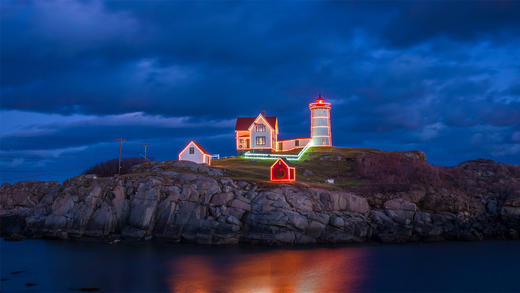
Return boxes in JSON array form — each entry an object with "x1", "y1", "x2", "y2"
[{"x1": 1, "y1": 0, "x2": 519, "y2": 183}]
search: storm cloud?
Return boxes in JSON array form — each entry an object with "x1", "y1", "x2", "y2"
[{"x1": 1, "y1": 0, "x2": 519, "y2": 182}]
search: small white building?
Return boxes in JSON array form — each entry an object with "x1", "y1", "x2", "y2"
[{"x1": 178, "y1": 141, "x2": 212, "y2": 165}]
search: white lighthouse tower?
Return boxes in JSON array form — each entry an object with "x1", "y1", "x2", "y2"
[{"x1": 309, "y1": 95, "x2": 332, "y2": 146}]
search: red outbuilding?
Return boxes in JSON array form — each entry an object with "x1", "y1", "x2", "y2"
[{"x1": 270, "y1": 157, "x2": 296, "y2": 182}]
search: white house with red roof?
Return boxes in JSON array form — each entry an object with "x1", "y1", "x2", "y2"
[
  {"x1": 235, "y1": 112, "x2": 279, "y2": 153},
  {"x1": 235, "y1": 95, "x2": 332, "y2": 154},
  {"x1": 178, "y1": 141, "x2": 212, "y2": 165}
]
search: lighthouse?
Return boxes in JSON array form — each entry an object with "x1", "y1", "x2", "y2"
[{"x1": 309, "y1": 95, "x2": 332, "y2": 146}]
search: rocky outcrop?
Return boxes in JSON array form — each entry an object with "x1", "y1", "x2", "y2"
[{"x1": 1, "y1": 158, "x2": 519, "y2": 245}]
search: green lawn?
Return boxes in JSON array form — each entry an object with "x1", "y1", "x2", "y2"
[{"x1": 212, "y1": 146, "x2": 382, "y2": 188}]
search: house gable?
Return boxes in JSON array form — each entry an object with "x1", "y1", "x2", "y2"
[
  {"x1": 178, "y1": 141, "x2": 212, "y2": 165},
  {"x1": 247, "y1": 114, "x2": 275, "y2": 132},
  {"x1": 249, "y1": 114, "x2": 274, "y2": 149},
  {"x1": 270, "y1": 157, "x2": 295, "y2": 182}
]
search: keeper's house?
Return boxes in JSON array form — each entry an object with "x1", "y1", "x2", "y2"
[
  {"x1": 178, "y1": 141, "x2": 212, "y2": 165},
  {"x1": 235, "y1": 95, "x2": 332, "y2": 154}
]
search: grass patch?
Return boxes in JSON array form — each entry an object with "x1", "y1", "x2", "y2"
[
  {"x1": 212, "y1": 156, "x2": 273, "y2": 183},
  {"x1": 212, "y1": 146, "x2": 381, "y2": 188},
  {"x1": 337, "y1": 180, "x2": 361, "y2": 186}
]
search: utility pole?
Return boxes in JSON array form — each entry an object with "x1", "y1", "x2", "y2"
[
  {"x1": 141, "y1": 143, "x2": 151, "y2": 161},
  {"x1": 113, "y1": 138, "x2": 127, "y2": 175}
]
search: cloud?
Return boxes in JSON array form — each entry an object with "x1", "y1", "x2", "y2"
[
  {"x1": 0, "y1": 110, "x2": 234, "y2": 151},
  {"x1": 8, "y1": 158, "x2": 24, "y2": 168},
  {"x1": 0, "y1": 0, "x2": 519, "y2": 182},
  {"x1": 0, "y1": 0, "x2": 142, "y2": 87},
  {"x1": 417, "y1": 122, "x2": 445, "y2": 141},
  {"x1": 492, "y1": 144, "x2": 520, "y2": 157},
  {"x1": 383, "y1": 1, "x2": 520, "y2": 47},
  {"x1": 513, "y1": 132, "x2": 520, "y2": 142}
]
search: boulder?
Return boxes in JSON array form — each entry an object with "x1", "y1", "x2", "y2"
[
  {"x1": 384, "y1": 198, "x2": 417, "y2": 212},
  {"x1": 502, "y1": 207, "x2": 520, "y2": 218},
  {"x1": 329, "y1": 215, "x2": 344, "y2": 228},
  {"x1": 275, "y1": 231, "x2": 295, "y2": 244},
  {"x1": 318, "y1": 191, "x2": 369, "y2": 214},
  {"x1": 287, "y1": 212, "x2": 308, "y2": 230},
  {"x1": 229, "y1": 198, "x2": 250, "y2": 211},
  {"x1": 226, "y1": 215, "x2": 241, "y2": 226},
  {"x1": 344, "y1": 193, "x2": 370, "y2": 214},
  {"x1": 486, "y1": 199, "x2": 498, "y2": 215},
  {"x1": 127, "y1": 181, "x2": 160, "y2": 230},
  {"x1": 85, "y1": 203, "x2": 117, "y2": 237},
  {"x1": 284, "y1": 190, "x2": 314, "y2": 211},
  {"x1": 385, "y1": 209, "x2": 415, "y2": 225},
  {"x1": 211, "y1": 192, "x2": 234, "y2": 205},
  {"x1": 306, "y1": 221, "x2": 326, "y2": 238}
]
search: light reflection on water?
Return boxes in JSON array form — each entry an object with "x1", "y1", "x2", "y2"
[
  {"x1": 3, "y1": 239, "x2": 520, "y2": 292},
  {"x1": 168, "y1": 248, "x2": 367, "y2": 293}
]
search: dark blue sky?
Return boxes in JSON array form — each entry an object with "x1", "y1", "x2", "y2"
[{"x1": 1, "y1": 0, "x2": 519, "y2": 183}]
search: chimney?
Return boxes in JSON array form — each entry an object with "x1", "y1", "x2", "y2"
[{"x1": 262, "y1": 110, "x2": 266, "y2": 117}]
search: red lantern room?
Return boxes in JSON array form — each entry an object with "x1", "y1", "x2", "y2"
[
  {"x1": 314, "y1": 97, "x2": 325, "y2": 104},
  {"x1": 270, "y1": 157, "x2": 296, "y2": 182},
  {"x1": 309, "y1": 95, "x2": 331, "y2": 109}
]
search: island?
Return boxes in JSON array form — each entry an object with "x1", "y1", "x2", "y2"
[{"x1": 1, "y1": 147, "x2": 519, "y2": 245}]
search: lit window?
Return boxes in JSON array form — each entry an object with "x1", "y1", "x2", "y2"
[
  {"x1": 256, "y1": 136, "x2": 266, "y2": 145},
  {"x1": 313, "y1": 109, "x2": 328, "y2": 117},
  {"x1": 313, "y1": 128, "x2": 329, "y2": 136},
  {"x1": 189, "y1": 147, "x2": 194, "y2": 154},
  {"x1": 256, "y1": 124, "x2": 266, "y2": 132},
  {"x1": 240, "y1": 139, "x2": 244, "y2": 143},
  {"x1": 313, "y1": 118, "x2": 329, "y2": 126}
]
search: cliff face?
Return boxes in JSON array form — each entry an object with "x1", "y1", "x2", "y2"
[{"x1": 1, "y1": 152, "x2": 519, "y2": 245}]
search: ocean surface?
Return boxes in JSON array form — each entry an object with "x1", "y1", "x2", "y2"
[{"x1": 1, "y1": 239, "x2": 519, "y2": 292}]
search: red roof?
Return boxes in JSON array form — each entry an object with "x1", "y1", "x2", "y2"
[
  {"x1": 191, "y1": 141, "x2": 210, "y2": 155},
  {"x1": 235, "y1": 116, "x2": 277, "y2": 131},
  {"x1": 272, "y1": 157, "x2": 292, "y2": 167}
]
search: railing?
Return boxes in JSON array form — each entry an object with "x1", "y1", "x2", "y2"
[{"x1": 243, "y1": 141, "x2": 313, "y2": 161}]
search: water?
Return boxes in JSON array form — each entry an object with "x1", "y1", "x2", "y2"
[{"x1": 1, "y1": 239, "x2": 519, "y2": 292}]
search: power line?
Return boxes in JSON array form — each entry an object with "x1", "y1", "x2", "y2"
[
  {"x1": 140, "y1": 143, "x2": 151, "y2": 161},
  {"x1": 113, "y1": 138, "x2": 127, "y2": 175}
]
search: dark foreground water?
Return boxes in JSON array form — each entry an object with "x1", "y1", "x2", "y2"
[{"x1": 1, "y1": 239, "x2": 519, "y2": 293}]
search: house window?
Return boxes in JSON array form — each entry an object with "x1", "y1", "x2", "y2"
[
  {"x1": 256, "y1": 136, "x2": 266, "y2": 145},
  {"x1": 256, "y1": 124, "x2": 266, "y2": 132},
  {"x1": 295, "y1": 140, "x2": 299, "y2": 147},
  {"x1": 189, "y1": 147, "x2": 195, "y2": 154},
  {"x1": 239, "y1": 139, "x2": 244, "y2": 143}
]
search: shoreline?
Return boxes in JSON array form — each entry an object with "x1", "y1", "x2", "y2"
[
  {"x1": 2, "y1": 152, "x2": 519, "y2": 246},
  {"x1": 2, "y1": 236, "x2": 520, "y2": 250}
]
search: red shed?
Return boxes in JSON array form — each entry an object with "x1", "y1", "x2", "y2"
[{"x1": 270, "y1": 157, "x2": 296, "y2": 182}]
